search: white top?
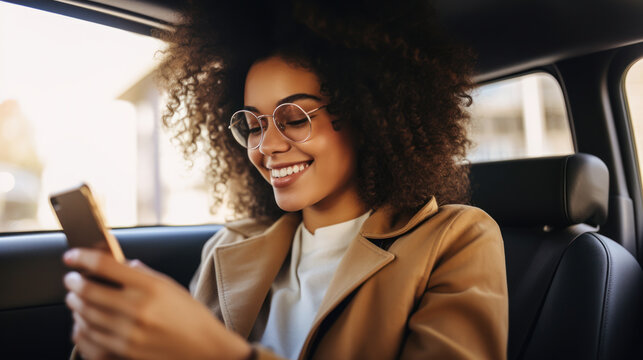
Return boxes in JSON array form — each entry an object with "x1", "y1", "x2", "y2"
[{"x1": 259, "y1": 212, "x2": 371, "y2": 359}]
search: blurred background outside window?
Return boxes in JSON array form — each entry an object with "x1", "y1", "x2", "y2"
[
  {"x1": 467, "y1": 72, "x2": 574, "y2": 162},
  {"x1": 0, "y1": 2, "x2": 221, "y2": 233},
  {"x1": 0, "y1": 3, "x2": 576, "y2": 233},
  {"x1": 625, "y1": 58, "x2": 643, "y2": 187}
]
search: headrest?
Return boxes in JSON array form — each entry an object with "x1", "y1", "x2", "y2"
[{"x1": 470, "y1": 153, "x2": 609, "y2": 227}]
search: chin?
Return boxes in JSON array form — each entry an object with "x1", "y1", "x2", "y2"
[
  {"x1": 273, "y1": 193, "x2": 308, "y2": 212},
  {"x1": 274, "y1": 199, "x2": 305, "y2": 212}
]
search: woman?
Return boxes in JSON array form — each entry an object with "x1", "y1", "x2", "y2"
[{"x1": 63, "y1": 1, "x2": 508, "y2": 359}]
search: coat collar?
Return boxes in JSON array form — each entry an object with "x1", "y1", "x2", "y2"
[
  {"x1": 213, "y1": 197, "x2": 439, "y2": 341},
  {"x1": 360, "y1": 196, "x2": 439, "y2": 239}
]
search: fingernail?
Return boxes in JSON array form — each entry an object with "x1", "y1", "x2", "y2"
[
  {"x1": 64, "y1": 272, "x2": 82, "y2": 289},
  {"x1": 130, "y1": 259, "x2": 141, "y2": 267},
  {"x1": 63, "y1": 249, "x2": 79, "y2": 264}
]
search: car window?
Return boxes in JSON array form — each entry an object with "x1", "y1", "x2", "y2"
[
  {"x1": 468, "y1": 72, "x2": 574, "y2": 162},
  {"x1": 0, "y1": 2, "x2": 221, "y2": 233},
  {"x1": 625, "y1": 58, "x2": 643, "y2": 186},
  {"x1": 0, "y1": 4, "x2": 577, "y2": 233}
]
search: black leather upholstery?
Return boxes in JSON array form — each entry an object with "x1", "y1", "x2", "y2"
[
  {"x1": 524, "y1": 232, "x2": 642, "y2": 359},
  {"x1": 470, "y1": 153, "x2": 609, "y2": 227},
  {"x1": 470, "y1": 153, "x2": 643, "y2": 360}
]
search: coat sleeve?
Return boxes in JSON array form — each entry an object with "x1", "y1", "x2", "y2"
[{"x1": 399, "y1": 207, "x2": 509, "y2": 360}]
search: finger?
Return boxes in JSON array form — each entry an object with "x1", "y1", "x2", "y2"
[
  {"x1": 75, "y1": 334, "x2": 104, "y2": 360},
  {"x1": 73, "y1": 313, "x2": 121, "y2": 360},
  {"x1": 74, "y1": 312, "x2": 140, "y2": 360},
  {"x1": 76, "y1": 335, "x2": 122, "y2": 360},
  {"x1": 129, "y1": 259, "x2": 176, "y2": 287},
  {"x1": 64, "y1": 272, "x2": 144, "y2": 315},
  {"x1": 84, "y1": 324, "x2": 140, "y2": 359},
  {"x1": 64, "y1": 249, "x2": 149, "y2": 287},
  {"x1": 68, "y1": 293, "x2": 113, "y2": 333},
  {"x1": 128, "y1": 259, "x2": 156, "y2": 275},
  {"x1": 66, "y1": 291, "x2": 137, "y2": 332}
]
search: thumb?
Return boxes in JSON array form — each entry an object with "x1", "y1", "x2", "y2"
[{"x1": 128, "y1": 259, "x2": 155, "y2": 274}]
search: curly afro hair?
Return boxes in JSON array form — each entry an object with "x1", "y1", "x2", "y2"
[{"x1": 157, "y1": 0, "x2": 475, "y2": 221}]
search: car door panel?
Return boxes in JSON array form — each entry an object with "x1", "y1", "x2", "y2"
[{"x1": 0, "y1": 225, "x2": 219, "y2": 358}]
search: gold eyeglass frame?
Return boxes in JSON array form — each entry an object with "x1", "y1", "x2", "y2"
[{"x1": 228, "y1": 102, "x2": 327, "y2": 149}]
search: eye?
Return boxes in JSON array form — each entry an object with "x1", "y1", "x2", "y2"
[
  {"x1": 286, "y1": 118, "x2": 308, "y2": 127},
  {"x1": 246, "y1": 117, "x2": 266, "y2": 135}
]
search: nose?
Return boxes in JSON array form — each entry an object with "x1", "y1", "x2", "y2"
[{"x1": 259, "y1": 118, "x2": 290, "y2": 155}]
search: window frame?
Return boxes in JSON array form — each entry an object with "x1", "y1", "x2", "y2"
[
  {"x1": 607, "y1": 42, "x2": 643, "y2": 262},
  {"x1": 1, "y1": 0, "x2": 170, "y2": 35}
]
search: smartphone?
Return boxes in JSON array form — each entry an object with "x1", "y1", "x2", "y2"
[{"x1": 50, "y1": 183, "x2": 125, "y2": 263}]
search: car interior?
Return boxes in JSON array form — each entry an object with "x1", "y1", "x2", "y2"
[{"x1": 0, "y1": 0, "x2": 642, "y2": 359}]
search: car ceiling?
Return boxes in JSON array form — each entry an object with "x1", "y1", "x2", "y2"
[{"x1": 6, "y1": 0, "x2": 643, "y2": 81}]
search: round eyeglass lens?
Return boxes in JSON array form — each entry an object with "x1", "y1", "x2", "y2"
[
  {"x1": 274, "y1": 104, "x2": 312, "y2": 142},
  {"x1": 230, "y1": 110, "x2": 264, "y2": 148}
]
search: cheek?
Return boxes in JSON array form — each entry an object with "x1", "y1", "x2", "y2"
[
  {"x1": 248, "y1": 149, "x2": 269, "y2": 180},
  {"x1": 313, "y1": 130, "x2": 357, "y2": 180}
]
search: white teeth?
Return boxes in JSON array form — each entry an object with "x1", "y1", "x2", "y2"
[{"x1": 270, "y1": 163, "x2": 309, "y2": 178}]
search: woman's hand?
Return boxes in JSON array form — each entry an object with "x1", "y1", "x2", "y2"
[{"x1": 63, "y1": 248, "x2": 252, "y2": 360}]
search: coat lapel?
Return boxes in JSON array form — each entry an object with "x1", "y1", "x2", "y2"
[
  {"x1": 213, "y1": 213, "x2": 301, "y2": 338},
  {"x1": 299, "y1": 198, "x2": 439, "y2": 358},
  {"x1": 300, "y1": 234, "x2": 395, "y2": 356},
  {"x1": 212, "y1": 197, "x2": 439, "y2": 347}
]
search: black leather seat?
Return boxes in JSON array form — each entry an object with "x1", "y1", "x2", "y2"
[{"x1": 470, "y1": 153, "x2": 643, "y2": 360}]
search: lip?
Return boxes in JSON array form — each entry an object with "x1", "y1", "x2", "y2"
[{"x1": 269, "y1": 161, "x2": 312, "y2": 188}]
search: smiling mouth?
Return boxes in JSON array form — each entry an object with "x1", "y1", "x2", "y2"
[{"x1": 270, "y1": 161, "x2": 311, "y2": 179}]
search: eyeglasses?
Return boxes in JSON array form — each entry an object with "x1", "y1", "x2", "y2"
[{"x1": 228, "y1": 103, "x2": 326, "y2": 149}]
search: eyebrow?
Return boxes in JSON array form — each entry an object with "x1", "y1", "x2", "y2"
[{"x1": 243, "y1": 93, "x2": 322, "y2": 113}]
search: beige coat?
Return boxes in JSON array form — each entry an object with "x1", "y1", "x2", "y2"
[{"x1": 191, "y1": 197, "x2": 509, "y2": 360}]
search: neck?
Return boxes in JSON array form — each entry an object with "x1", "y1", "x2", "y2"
[{"x1": 302, "y1": 183, "x2": 367, "y2": 234}]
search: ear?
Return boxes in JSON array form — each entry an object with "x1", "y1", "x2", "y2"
[{"x1": 331, "y1": 120, "x2": 342, "y2": 131}]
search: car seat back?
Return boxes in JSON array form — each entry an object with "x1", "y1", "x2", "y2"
[{"x1": 470, "y1": 153, "x2": 643, "y2": 360}]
